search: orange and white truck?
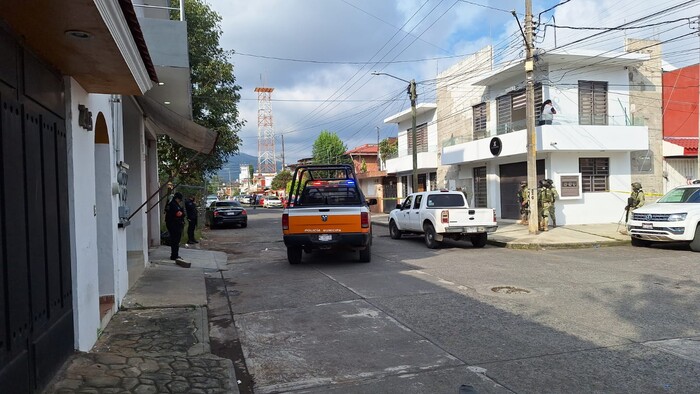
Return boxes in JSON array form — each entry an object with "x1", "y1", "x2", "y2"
[{"x1": 282, "y1": 164, "x2": 376, "y2": 264}]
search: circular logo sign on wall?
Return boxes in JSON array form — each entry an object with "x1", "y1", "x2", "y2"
[{"x1": 489, "y1": 137, "x2": 502, "y2": 156}]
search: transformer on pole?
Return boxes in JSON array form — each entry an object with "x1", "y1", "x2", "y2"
[{"x1": 255, "y1": 86, "x2": 276, "y2": 175}]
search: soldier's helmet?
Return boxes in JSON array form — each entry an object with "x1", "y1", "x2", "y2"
[
  {"x1": 632, "y1": 182, "x2": 642, "y2": 190},
  {"x1": 545, "y1": 179, "x2": 554, "y2": 186},
  {"x1": 538, "y1": 180, "x2": 545, "y2": 187},
  {"x1": 520, "y1": 181, "x2": 527, "y2": 187}
]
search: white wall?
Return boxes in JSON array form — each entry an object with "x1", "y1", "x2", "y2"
[
  {"x1": 66, "y1": 79, "x2": 109, "y2": 351},
  {"x1": 123, "y1": 98, "x2": 148, "y2": 259},
  {"x1": 549, "y1": 151, "x2": 631, "y2": 224}
]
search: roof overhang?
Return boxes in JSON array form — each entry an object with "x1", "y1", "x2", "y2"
[
  {"x1": 0, "y1": 0, "x2": 157, "y2": 94},
  {"x1": 384, "y1": 103, "x2": 437, "y2": 124},
  {"x1": 474, "y1": 50, "x2": 649, "y2": 86},
  {"x1": 135, "y1": 95, "x2": 218, "y2": 154}
]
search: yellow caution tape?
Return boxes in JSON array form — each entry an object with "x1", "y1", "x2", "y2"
[{"x1": 609, "y1": 190, "x2": 665, "y2": 197}]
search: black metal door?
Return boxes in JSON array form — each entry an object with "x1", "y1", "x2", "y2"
[
  {"x1": 0, "y1": 35, "x2": 73, "y2": 393},
  {"x1": 499, "y1": 160, "x2": 545, "y2": 219}
]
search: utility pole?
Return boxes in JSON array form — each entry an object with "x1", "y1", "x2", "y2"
[
  {"x1": 281, "y1": 134, "x2": 285, "y2": 170},
  {"x1": 525, "y1": 0, "x2": 539, "y2": 234},
  {"x1": 371, "y1": 72, "x2": 419, "y2": 192},
  {"x1": 409, "y1": 79, "x2": 418, "y2": 192}
]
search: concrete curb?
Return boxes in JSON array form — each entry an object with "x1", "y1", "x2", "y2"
[{"x1": 487, "y1": 239, "x2": 630, "y2": 250}]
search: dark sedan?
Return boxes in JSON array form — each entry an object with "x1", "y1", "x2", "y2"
[{"x1": 205, "y1": 201, "x2": 247, "y2": 229}]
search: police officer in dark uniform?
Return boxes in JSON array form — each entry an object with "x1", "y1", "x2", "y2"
[
  {"x1": 185, "y1": 195, "x2": 199, "y2": 244},
  {"x1": 165, "y1": 192, "x2": 187, "y2": 266}
]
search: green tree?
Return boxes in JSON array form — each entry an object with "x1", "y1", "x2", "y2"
[
  {"x1": 159, "y1": 0, "x2": 245, "y2": 186},
  {"x1": 207, "y1": 175, "x2": 221, "y2": 194},
  {"x1": 271, "y1": 170, "x2": 292, "y2": 190},
  {"x1": 378, "y1": 137, "x2": 398, "y2": 165},
  {"x1": 312, "y1": 130, "x2": 351, "y2": 165},
  {"x1": 360, "y1": 158, "x2": 367, "y2": 173}
]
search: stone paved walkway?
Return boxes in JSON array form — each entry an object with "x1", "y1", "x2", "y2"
[{"x1": 45, "y1": 308, "x2": 236, "y2": 394}]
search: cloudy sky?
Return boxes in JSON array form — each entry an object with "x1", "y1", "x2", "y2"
[{"x1": 205, "y1": 0, "x2": 700, "y2": 165}]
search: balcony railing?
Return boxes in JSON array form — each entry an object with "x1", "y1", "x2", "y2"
[{"x1": 441, "y1": 114, "x2": 647, "y2": 147}]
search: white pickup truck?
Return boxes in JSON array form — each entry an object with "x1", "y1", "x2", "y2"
[
  {"x1": 628, "y1": 184, "x2": 700, "y2": 251},
  {"x1": 388, "y1": 190, "x2": 498, "y2": 249}
]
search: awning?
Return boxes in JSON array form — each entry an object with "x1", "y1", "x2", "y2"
[
  {"x1": 664, "y1": 137, "x2": 698, "y2": 156},
  {"x1": 135, "y1": 95, "x2": 218, "y2": 154}
]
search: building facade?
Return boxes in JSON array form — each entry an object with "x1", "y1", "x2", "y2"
[{"x1": 438, "y1": 41, "x2": 662, "y2": 224}]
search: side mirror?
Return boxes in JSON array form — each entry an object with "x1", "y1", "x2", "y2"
[
  {"x1": 396, "y1": 204, "x2": 402, "y2": 210},
  {"x1": 367, "y1": 198, "x2": 378, "y2": 206}
]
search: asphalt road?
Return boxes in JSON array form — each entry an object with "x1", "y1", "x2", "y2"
[{"x1": 201, "y1": 208, "x2": 700, "y2": 394}]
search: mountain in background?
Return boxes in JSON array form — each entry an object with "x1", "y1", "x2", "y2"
[{"x1": 214, "y1": 152, "x2": 281, "y2": 182}]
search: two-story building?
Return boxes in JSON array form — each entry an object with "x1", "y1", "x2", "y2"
[
  {"x1": 383, "y1": 103, "x2": 440, "y2": 197},
  {"x1": 345, "y1": 144, "x2": 388, "y2": 212},
  {"x1": 438, "y1": 39, "x2": 662, "y2": 224}
]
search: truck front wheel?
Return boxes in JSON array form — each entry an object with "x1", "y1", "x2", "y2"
[
  {"x1": 389, "y1": 220, "x2": 402, "y2": 239},
  {"x1": 470, "y1": 233, "x2": 487, "y2": 248},
  {"x1": 689, "y1": 225, "x2": 700, "y2": 252},
  {"x1": 424, "y1": 223, "x2": 440, "y2": 249}
]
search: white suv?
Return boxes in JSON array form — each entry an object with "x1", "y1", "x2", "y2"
[
  {"x1": 263, "y1": 195, "x2": 283, "y2": 208},
  {"x1": 627, "y1": 185, "x2": 700, "y2": 251}
]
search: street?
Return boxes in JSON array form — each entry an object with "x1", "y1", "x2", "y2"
[{"x1": 202, "y1": 208, "x2": 700, "y2": 393}]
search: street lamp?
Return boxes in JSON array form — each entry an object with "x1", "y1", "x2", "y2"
[{"x1": 372, "y1": 72, "x2": 419, "y2": 193}]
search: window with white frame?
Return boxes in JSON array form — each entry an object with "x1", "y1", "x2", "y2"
[
  {"x1": 579, "y1": 158, "x2": 609, "y2": 192},
  {"x1": 578, "y1": 81, "x2": 608, "y2": 125},
  {"x1": 496, "y1": 85, "x2": 542, "y2": 134}
]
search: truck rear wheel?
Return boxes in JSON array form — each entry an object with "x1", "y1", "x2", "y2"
[
  {"x1": 424, "y1": 223, "x2": 440, "y2": 249},
  {"x1": 689, "y1": 225, "x2": 700, "y2": 252},
  {"x1": 287, "y1": 246, "x2": 302, "y2": 264},
  {"x1": 359, "y1": 243, "x2": 371, "y2": 263},
  {"x1": 389, "y1": 220, "x2": 402, "y2": 239},
  {"x1": 470, "y1": 233, "x2": 487, "y2": 248}
]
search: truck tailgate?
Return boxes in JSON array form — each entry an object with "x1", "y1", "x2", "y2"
[
  {"x1": 287, "y1": 207, "x2": 365, "y2": 234},
  {"x1": 445, "y1": 208, "x2": 494, "y2": 226}
]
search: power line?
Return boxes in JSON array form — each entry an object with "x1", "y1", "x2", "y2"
[{"x1": 542, "y1": 17, "x2": 693, "y2": 31}]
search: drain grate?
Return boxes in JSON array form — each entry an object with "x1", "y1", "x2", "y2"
[{"x1": 491, "y1": 286, "x2": 530, "y2": 294}]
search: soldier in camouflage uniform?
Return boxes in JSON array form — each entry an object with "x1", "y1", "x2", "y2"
[
  {"x1": 626, "y1": 182, "x2": 645, "y2": 222},
  {"x1": 537, "y1": 179, "x2": 545, "y2": 230},
  {"x1": 517, "y1": 181, "x2": 529, "y2": 225},
  {"x1": 539, "y1": 179, "x2": 559, "y2": 231}
]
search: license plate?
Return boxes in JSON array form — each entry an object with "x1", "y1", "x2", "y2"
[
  {"x1": 319, "y1": 234, "x2": 332, "y2": 241},
  {"x1": 466, "y1": 227, "x2": 477, "y2": 233},
  {"x1": 642, "y1": 223, "x2": 653, "y2": 230}
]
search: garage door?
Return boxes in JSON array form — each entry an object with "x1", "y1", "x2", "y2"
[{"x1": 499, "y1": 161, "x2": 545, "y2": 219}]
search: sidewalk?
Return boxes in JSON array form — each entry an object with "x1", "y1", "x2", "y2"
[
  {"x1": 372, "y1": 213, "x2": 631, "y2": 249},
  {"x1": 45, "y1": 246, "x2": 239, "y2": 394}
]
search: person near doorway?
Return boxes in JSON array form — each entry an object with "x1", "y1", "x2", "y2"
[
  {"x1": 517, "y1": 181, "x2": 529, "y2": 225},
  {"x1": 540, "y1": 99, "x2": 556, "y2": 125},
  {"x1": 539, "y1": 179, "x2": 559, "y2": 230},
  {"x1": 185, "y1": 195, "x2": 199, "y2": 244},
  {"x1": 165, "y1": 192, "x2": 189, "y2": 267}
]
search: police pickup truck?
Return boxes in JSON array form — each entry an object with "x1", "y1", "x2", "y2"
[
  {"x1": 388, "y1": 190, "x2": 497, "y2": 249},
  {"x1": 282, "y1": 164, "x2": 376, "y2": 264}
]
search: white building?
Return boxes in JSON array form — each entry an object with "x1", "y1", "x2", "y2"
[
  {"x1": 384, "y1": 103, "x2": 440, "y2": 195},
  {"x1": 438, "y1": 42, "x2": 661, "y2": 224}
]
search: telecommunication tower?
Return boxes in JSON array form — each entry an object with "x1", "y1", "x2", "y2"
[{"x1": 255, "y1": 86, "x2": 276, "y2": 174}]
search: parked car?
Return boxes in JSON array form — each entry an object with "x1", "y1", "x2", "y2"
[
  {"x1": 205, "y1": 200, "x2": 247, "y2": 229},
  {"x1": 388, "y1": 190, "x2": 497, "y2": 248},
  {"x1": 205, "y1": 194, "x2": 218, "y2": 207},
  {"x1": 628, "y1": 184, "x2": 700, "y2": 251},
  {"x1": 239, "y1": 195, "x2": 251, "y2": 204},
  {"x1": 263, "y1": 195, "x2": 283, "y2": 208}
]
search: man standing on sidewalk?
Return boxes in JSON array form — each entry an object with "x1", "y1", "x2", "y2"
[
  {"x1": 517, "y1": 181, "x2": 529, "y2": 225},
  {"x1": 185, "y1": 195, "x2": 199, "y2": 244},
  {"x1": 165, "y1": 192, "x2": 190, "y2": 268},
  {"x1": 539, "y1": 179, "x2": 559, "y2": 230}
]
